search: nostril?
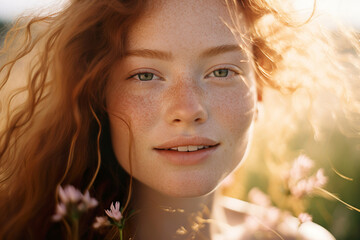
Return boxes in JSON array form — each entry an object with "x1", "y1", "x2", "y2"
[
  {"x1": 168, "y1": 104, "x2": 208, "y2": 124},
  {"x1": 172, "y1": 117, "x2": 203, "y2": 123}
]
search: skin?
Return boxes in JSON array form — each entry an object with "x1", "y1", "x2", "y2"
[{"x1": 106, "y1": 0, "x2": 256, "y2": 238}]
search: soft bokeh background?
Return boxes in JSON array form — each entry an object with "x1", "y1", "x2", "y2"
[{"x1": 0, "y1": 1, "x2": 359, "y2": 239}]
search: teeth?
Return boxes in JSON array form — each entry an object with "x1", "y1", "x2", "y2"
[
  {"x1": 169, "y1": 145, "x2": 208, "y2": 152},
  {"x1": 188, "y1": 146, "x2": 198, "y2": 152},
  {"x1": 177, "y1": 146, "x2": 188, "y2": 152}
]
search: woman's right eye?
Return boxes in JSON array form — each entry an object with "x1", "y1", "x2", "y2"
[
  {"x1": 129, "y1": 72, "x2": 161, "y2": 81},
  {"x1": 137, "y1": 73, "x2": 154, "y2": 81}
]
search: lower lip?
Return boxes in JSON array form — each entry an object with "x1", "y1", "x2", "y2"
[{"x1": 154, "y1": 146, "x2": 219, "y2": 166}]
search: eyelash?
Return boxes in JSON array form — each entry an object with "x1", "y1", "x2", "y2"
[
  {"x1": 128, "y1": 67, "x2": 241, "y2": 81},
  {"x1": 128, "y1": 71, "x2": 162, "y2": 81},
  {"x1": 205, "y1": 68, "x2": 239, "y2": 78}
]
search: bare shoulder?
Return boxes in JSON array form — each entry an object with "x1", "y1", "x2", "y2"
[{"x1": 212, "y1": 196, "x2": 335, "y2": 240}]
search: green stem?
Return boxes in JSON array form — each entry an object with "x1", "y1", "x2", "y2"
[
  {"x1": 119, "y1": 228, "x2": 123, "y2": 240},
  {"x1": 72, "y1": 219, "x2": 79, "y2": 240}
]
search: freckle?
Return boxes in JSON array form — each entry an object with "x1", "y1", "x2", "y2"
[{"x1": 121, "y1": 93, "x2": 158, "y2": 129}]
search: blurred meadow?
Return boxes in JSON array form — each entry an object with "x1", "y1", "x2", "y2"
[
  {"x1": 223, "y1": 101, "x2": 360, "y2": 239},
  {"x1": 1, "y1": 1, "x2": 360, "y2": 239}
]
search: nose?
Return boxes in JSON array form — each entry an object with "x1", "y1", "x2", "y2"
[{"x1": 165, "y1": 80, "x2": 208, "y2": 125}]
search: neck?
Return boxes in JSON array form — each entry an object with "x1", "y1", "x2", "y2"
[{"x1": 129, "y1": 180, "x2": 216, "y2": 239}]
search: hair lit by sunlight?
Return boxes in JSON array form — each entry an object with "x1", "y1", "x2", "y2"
[{"x1": 0, "y1": 0, "x2": 69, "y2": 21}]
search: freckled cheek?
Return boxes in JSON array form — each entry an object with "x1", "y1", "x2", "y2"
[
  {"x1": 211, "y1": 88, "x2": 255, "y2": 135},
  {"x1": 109, "y1": 91, "x2": 161, "y2": 132}
]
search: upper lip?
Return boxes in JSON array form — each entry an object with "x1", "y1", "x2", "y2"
[{"x1": 154, "y1": 136, "x2": 219, "y2": 149}]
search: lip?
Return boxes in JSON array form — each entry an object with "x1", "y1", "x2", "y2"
[
  {"x1": 154, "y1": 136, "x2": 220, "y2": 166},
  {"x1": 154, "y1": 136, "x2": 219, "y2": 149}
]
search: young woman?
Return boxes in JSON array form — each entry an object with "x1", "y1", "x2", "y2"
[{"x1": 0, "y1": 0, "x2": 357, "y2": 239}]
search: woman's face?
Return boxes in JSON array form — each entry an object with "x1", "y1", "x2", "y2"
[{"x1": 106, "y1": 0, "x2": 256, "y2": 197}]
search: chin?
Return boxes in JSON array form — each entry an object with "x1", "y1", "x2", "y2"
[{"x1": 153, "y1": 177, "x2": 221, "y2": 198}]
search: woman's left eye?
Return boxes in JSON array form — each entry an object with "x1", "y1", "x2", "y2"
[
  {"x1": 213, "y1": 69, "x2": 229, "y2": 77},
  {"x1": 207, "y1": 68, "x2": 236, "y2": 78}
]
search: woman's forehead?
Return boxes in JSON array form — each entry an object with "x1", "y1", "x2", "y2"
[
  {"x1": 126, "y1": 0, "x2": 248, "y2": 55},
  {"x1": 146, "y1": 0, "x2": 229, "y2": 17}
]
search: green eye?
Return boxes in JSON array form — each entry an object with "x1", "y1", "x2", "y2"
[
  {"x1": 137, "y1": 73, "x2": 154, "y2": 81},
  {"x1": 213, "y1": 69, "x2": 228, "y2": 77}
]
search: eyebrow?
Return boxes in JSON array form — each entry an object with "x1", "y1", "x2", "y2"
[
  {"x1": 125, "y1": 48, "x2": 172, "y2": 61},
  {"x1": 125, "y1": 44, "x2": 244, "y2": 61},
  {"x1": 200, "y1": 44, "x2": 244, "y2": 58}
]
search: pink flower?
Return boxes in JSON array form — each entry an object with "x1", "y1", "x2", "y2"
[
  {"x1": 248, "y1": 187, "x2": 271, "y2": 207},
  {"x1": 81, "y1": 191, "x2": 98, "y2": 209},
  {"x1": 243, "y1": 206, "x2": 282, "y2": 231},
  {"x1": 298, "y1": 212, "x2": 312, "y2": 224},
  {"x1": 93, "y1": 216, "x2": 111, "y2": 229},
  {"x1": 289, "y1": 155, "x2": 314, "y2": 182},
  {"x1": 59, "y1": 185, "x2": 83, "y2": 204},
  {"x1": 286, "y1": 155, "x2": 328, "y2": 199},
  {"x1": 291, "y1": 179, "x2": 312, "y2": 198},
  {"x1": 105, "y1": 201, "x2": 123, "y2": 222},
  {"x1": 289, "y1": 168, "x2": 328, "y2": 198},
  {"x1": 52, "y1": 203, "x2": 67, "y2": 221},
  {"x1": 314, "y1": 169, "x2": 327, "y2": 188},
  {"x1": 53, "y1": 185, "x2": 99, "y2": 221}
]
